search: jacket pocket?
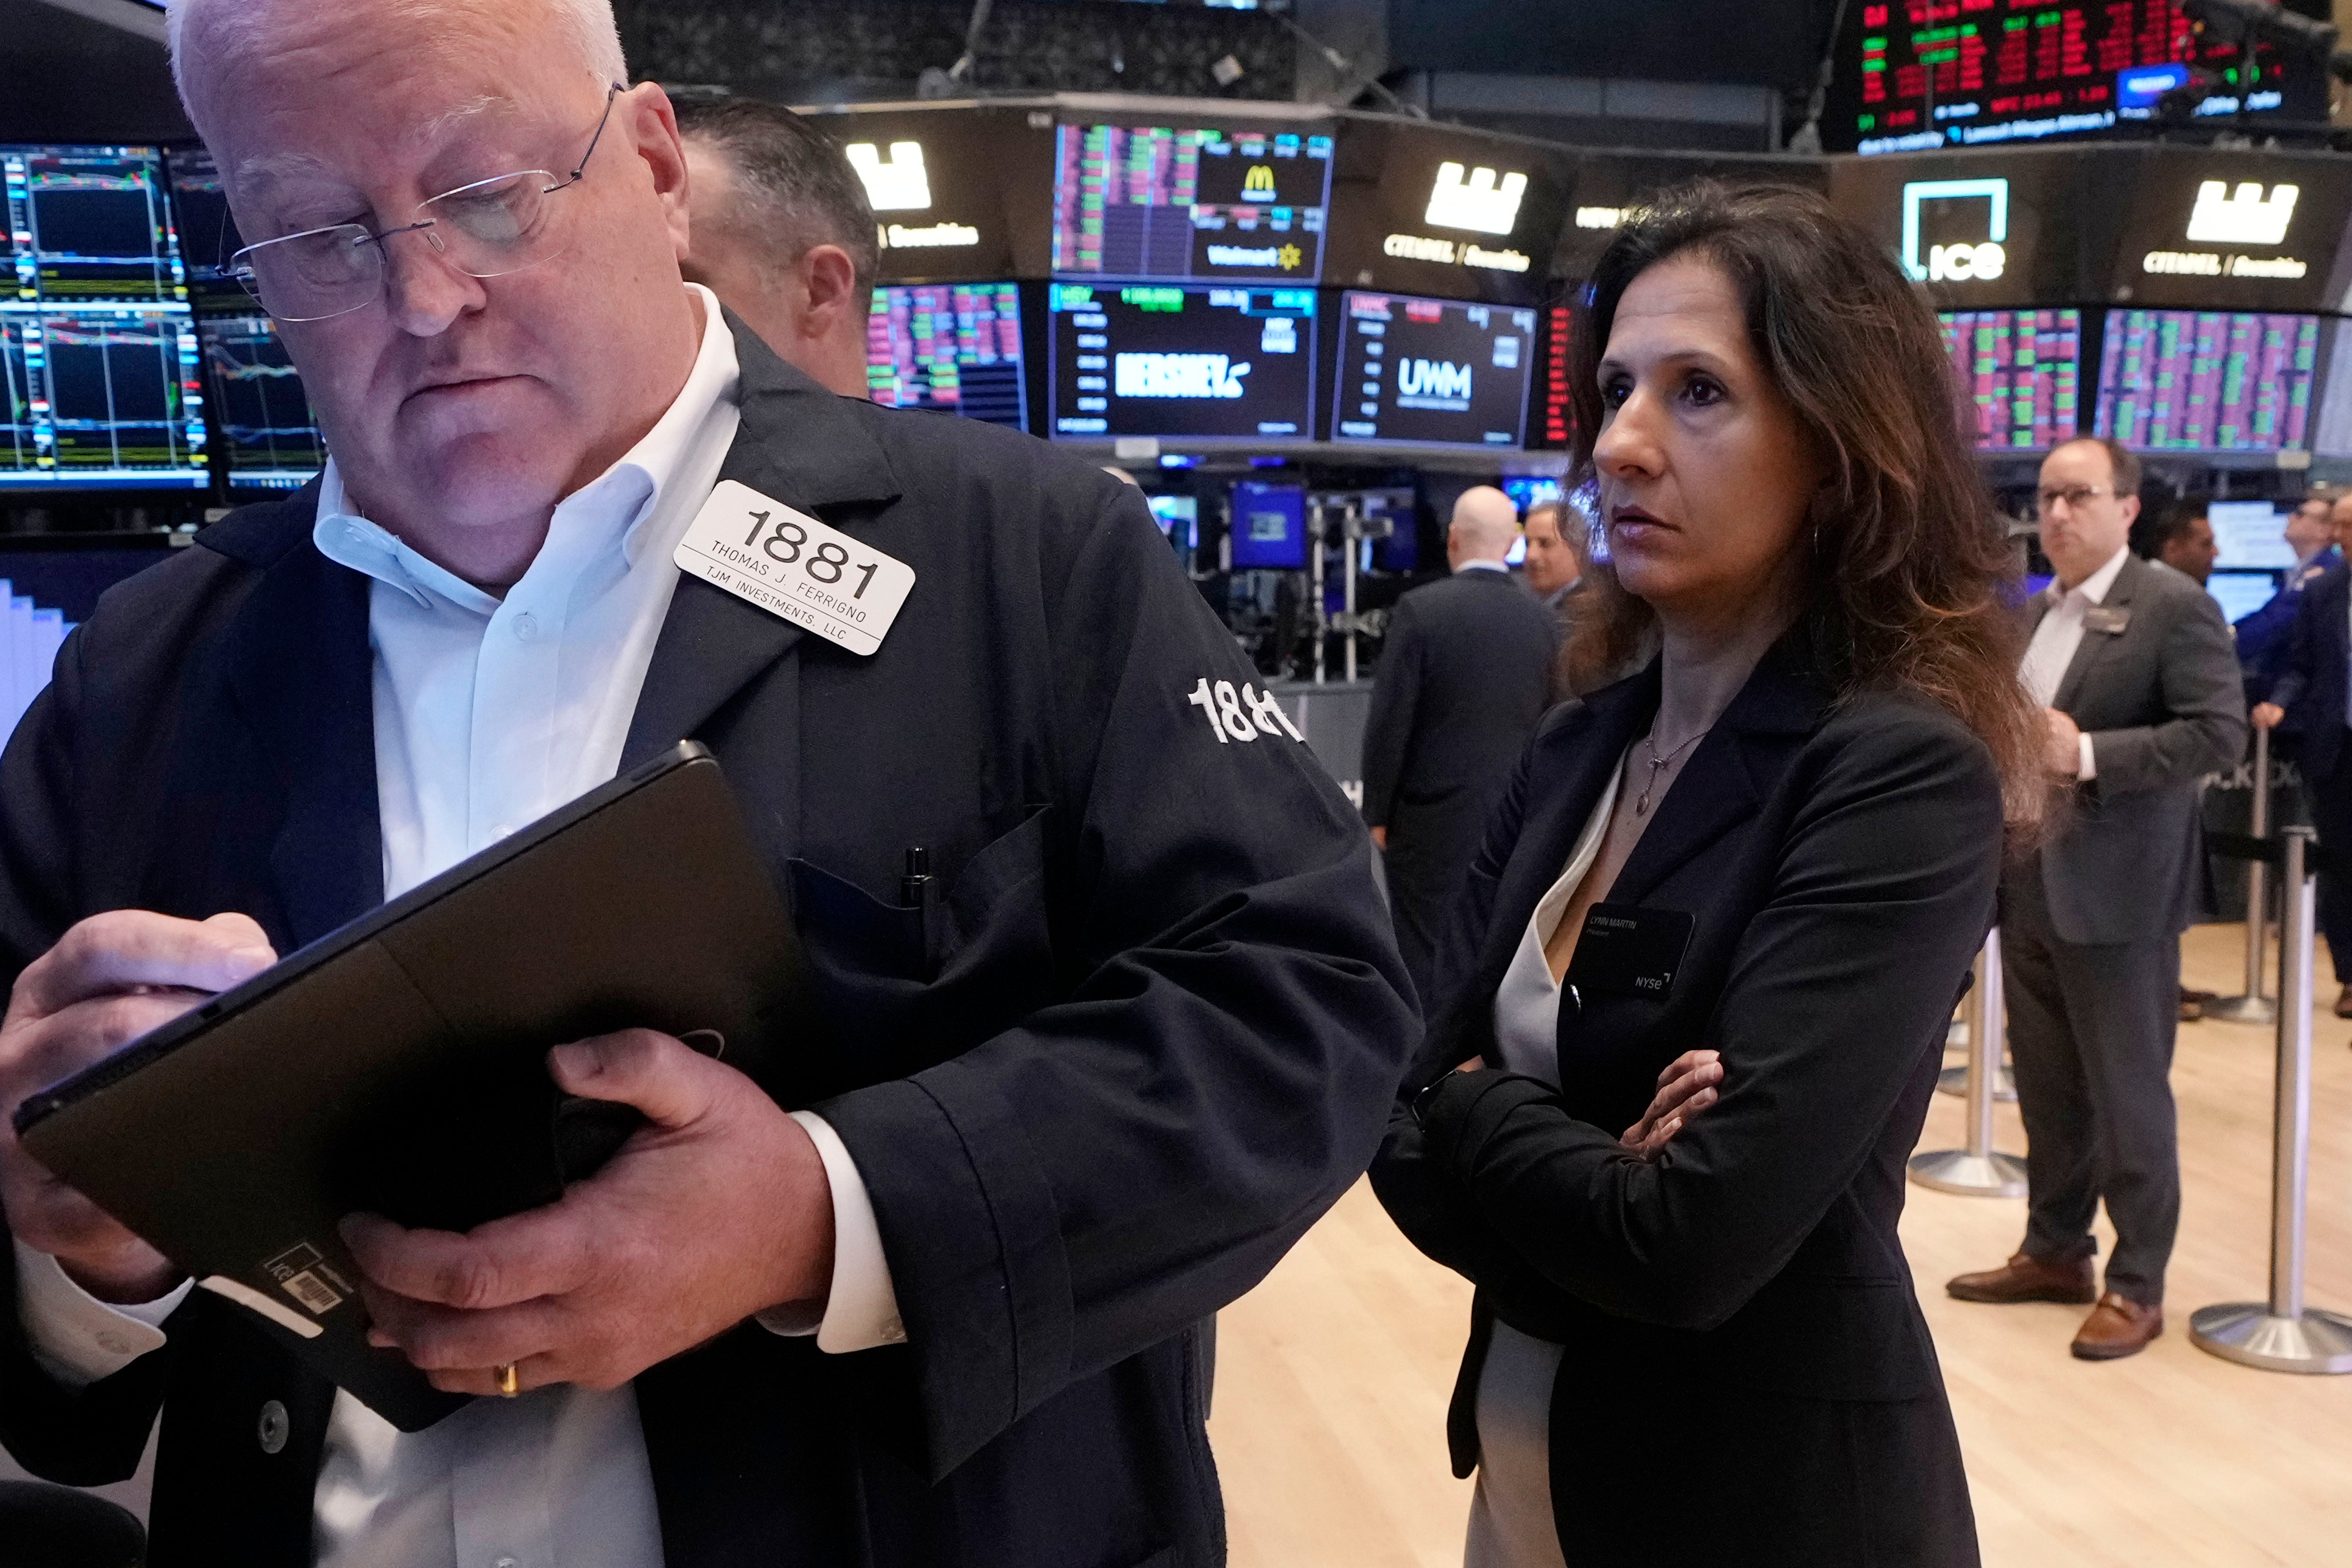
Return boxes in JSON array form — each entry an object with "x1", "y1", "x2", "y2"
[{"x1": 785, "y1": 806, "x2": 1056, "y2": 1093}]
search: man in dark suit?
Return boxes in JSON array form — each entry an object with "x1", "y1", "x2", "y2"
[
  {"x1": 1949, "y1": 437, "x2": 2245, "y2": 1360},
  {"x1": 2236, "y1": 492, "x2": 2339, "y2": 706},
  {"x1": 2252, "y1": 514, "x2": 2352, "y2": 1017},
  {"x1": 1362, "y1": 486, "x2": 1562, "y2": 1002},
  {"x1": 0, "y1": 6, "x2": 1415, "y2": 1562}
]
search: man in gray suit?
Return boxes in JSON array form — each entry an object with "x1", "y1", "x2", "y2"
[{"x1": 1948, "y1": 437, "x2": 2245, "y2": 1360}]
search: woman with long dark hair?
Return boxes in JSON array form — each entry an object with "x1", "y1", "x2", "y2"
[{"x1": 1370, "y1": 182, "x2": 2041, "y2": 1567}]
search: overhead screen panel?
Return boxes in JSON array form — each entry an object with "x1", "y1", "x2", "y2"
[
  {"x1": 1939, "y1": 310, "x2": 2080, "y2": 451},
  {"x1": 1826, "y1": 1, "x2": 2332, "y2": 156},
  {"x1": 1825, "y1": 152, "x2": 2083, "y2": 306},
  {"x1": 865, "y1": 282, "x2": 1027, "y2": 430},
  {"x1": 4, "y1": 144, "x2": 208, "y2": 493},
  {"x1": 1321, "y1": 119, "x2": 1565, "y2": 306},
  {"x1": 2105, "y1": 151, "x2": 2352, "y2": 314},
  {"x1": 1331, "y1": 292, "x2": 1535, "y2": 449},
  {"x1": 2093, "y1": 310, "x2": 2321, "y2": 453},
  {"x1": 1051, "y1": 122, "x2": 1334, "y2": 285},
  {"x1": 1048, "y1": 282, "x2": 1315, "y2": 443},
  {"x1": 824, "y1": 105, "x2": 1055, "y2": 283}
]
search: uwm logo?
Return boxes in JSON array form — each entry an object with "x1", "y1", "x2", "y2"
[
  {"x1": 1397, "y1": 359, "x2": 1472, "y2": 399},
  {"x1": 2187, "y1": 181, "x2": 2299, "y2": 245},
  {"x1": 1241, "y1": 165, "x2": 1277, "y2": 199},
  {"x1": 844, "y1": 142, "x2": 931, "y2": 212},
  {"x1": 1424, "y1": 163, "x2": 1526, "y2": 236}
]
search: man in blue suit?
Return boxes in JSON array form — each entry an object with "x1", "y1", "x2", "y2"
[
  {"x1": 2238, "y1": 492, "x2": 2340, "y2": 704},
  {"x1": 2254, "y1": 519, "x2": 2352, "y2": 1016}
]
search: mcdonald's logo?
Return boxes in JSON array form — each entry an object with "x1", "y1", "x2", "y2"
[{"x1": 1241, "y1": 164, "x2": 1278, "y2": 199}]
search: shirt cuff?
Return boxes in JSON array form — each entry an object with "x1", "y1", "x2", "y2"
[
  {"x1": 13, "y1": 1237, "x2": 187, "y2": 1388},
  {"x1": 751, "y1": 1111, "x2": 905, "y2": 1352},
  {"x1": 2078, "y1": 731, "x2": 2098, "y2": 781}
]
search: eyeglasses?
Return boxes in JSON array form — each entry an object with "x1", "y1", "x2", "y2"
[
  {"x1": 2036, "y1": 484, "x2": 2111, "y2": 514},
  {"x1": 227, "y1": 82, "x2": 625, "y2": 323}
]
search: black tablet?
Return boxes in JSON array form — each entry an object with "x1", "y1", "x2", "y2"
[{"x1": 13, "y1": 742, "x2": 807, "y2": 1431}]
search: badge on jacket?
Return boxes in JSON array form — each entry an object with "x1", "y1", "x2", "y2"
[
  {"x1": 2084, "y1": 606, "x2": 2130, "y2": 636},
  {"x1": 676, "y1": 480, "x2": 916, "y2": 657},
  {"x1": 1563, "y1": 904, "x2": 1694, "y2": 1003}
]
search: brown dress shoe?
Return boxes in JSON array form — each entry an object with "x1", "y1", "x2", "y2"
[
  {"x1": 2336, "y1": 984, "x2": 2352, "y2": 1020},
  {"x1": 1946, "y1": 1250, "x2": 2097, "y2": 1305},
  {"x1": 2071, "y1": 1293, "x2": 2163, "y2": 1360}
]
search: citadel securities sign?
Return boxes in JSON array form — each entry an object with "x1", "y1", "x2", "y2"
[
  {"x1": 2144, "y1": 182, "x2": 2308, "y2": 280},
  {"x1": 1321, "y1": 118, "x2": 1566, "y2": 306},
  {"x1": 2106, "y1": 151, "x2": 2352, "y2": 312}
]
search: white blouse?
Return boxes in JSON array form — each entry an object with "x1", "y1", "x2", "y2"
[{"x1": 1465, "y1": 754, "x2": 1625, "y2": 1568}]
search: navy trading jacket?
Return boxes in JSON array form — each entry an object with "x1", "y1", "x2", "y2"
[{"x1": 0, "y1": 320, "x2": 1417, "y2": 1567}]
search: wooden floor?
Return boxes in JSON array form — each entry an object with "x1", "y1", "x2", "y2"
[{"x1": 1211, "y1": 920, "x2": 2352, "y2": 1568}]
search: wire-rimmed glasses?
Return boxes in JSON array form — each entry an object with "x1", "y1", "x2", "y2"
[{"x1": 227, "y1": 82, "x2": 625, "y2": 323}]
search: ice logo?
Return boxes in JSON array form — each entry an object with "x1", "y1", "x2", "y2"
[
  {"x1": 844, "y1": 142, "x2": 931, "y2": 212},
  {"x1": 1425, "y1": 163, "x2": 1527, "y2": 236},
  {"x1": 1116, "y1": 353, "x2": 1253, "y2": 399},
  {"x1": 2187, "y1": 182, "x2": 2299, "y2": 246}
]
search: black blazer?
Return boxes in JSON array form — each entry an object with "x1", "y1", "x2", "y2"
[
  {"x1": 1359, "y1": 568, "x2": 1561, "y2": 835},
  {"x1": 0, "y1": 321, "x2": 1417, "y2": 1567},
  {"x1": 2268, "y1": 561, "x2": 2351, "y2": 780},
  {"x1": 1371, "y1": 640, "x2": 1997, "y2": 1567}
]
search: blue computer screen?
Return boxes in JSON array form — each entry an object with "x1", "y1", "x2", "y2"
[{"x1": 1229, "y1": 480, "x2": 1306, "y2": 569}]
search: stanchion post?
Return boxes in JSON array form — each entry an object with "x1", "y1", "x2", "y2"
[
  {"x1": 2190, "y1": 826, "x2": 2352, "y2": 1373},
  {"x1": 1909, "y1": 930, "x2": 2028, "y2": 1197},
  {"x1": 2208, "y1": 725, "x2": 2276, "y2": 1024}
]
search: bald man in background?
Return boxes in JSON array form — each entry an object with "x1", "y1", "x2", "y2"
[
  {"x1": 1362, "y1": 486, "x2": 1564, "y2": 1002},
  {"x1": 675, "y1": 94, "x2": 874, "y2": 397}
]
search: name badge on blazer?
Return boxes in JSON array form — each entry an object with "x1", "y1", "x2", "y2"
[
  {"x1": 1563, "y1": 904, "x2": 1693, "y2": 1006},
  {"x1": 2084, "y1": 606, "x2": 2130, "y2": 636}
]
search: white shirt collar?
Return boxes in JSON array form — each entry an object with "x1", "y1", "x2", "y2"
[
  {"x1": 1455, "y1": 559, "x2": 1510, "y2": 575},
  {"x1": 2050, "y1": 543, "x2": 2132, "y2": 608},
  {"x1": 313, "y1": 283, "x2": 739, "y2": 609}
]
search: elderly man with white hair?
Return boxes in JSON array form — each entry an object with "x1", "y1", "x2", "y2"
[
  {"x1": 1361, "y1": 486, "x2": 1564, "y2": 1003},
  {"x1": 0, "y1": 2, "x2": 1415, "y2": 1563}
]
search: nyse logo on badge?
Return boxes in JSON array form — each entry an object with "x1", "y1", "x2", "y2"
[{"x1": 1186, "y1": 677, "x2": 1305, "y2": 745}]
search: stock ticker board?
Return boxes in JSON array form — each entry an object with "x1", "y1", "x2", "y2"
[
  {"x1": 1051, "y1": 123, "x2": 1334, "y2": 285},
  {"x1": 1831, "y1": 1, "x2": 2329, "y2": 156}
]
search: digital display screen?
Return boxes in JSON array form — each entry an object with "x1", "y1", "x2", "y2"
[
  {"x1": 0, "y1": 541, "x2": 173, "y2": 751},
  {"x1": 1940, "y1": 310, "x2": 2079, "y2": 450},
  {"x1": 1824, "y1": 154, "x2": 2080, "y2": 307},
  {"x1": 865, "y1": 282, "x2": 1027, "y2": 430},
  {"x1": 1229, "y1": 480, "x2": 1307, "y2": 569},
  {"x1": 1048, "y1": 282, "x2": 1316, "y2": 443},
  {"x1": 2105, "y1": 152, "x2": 2352, "y2": 314},
  {"x1": 2207, "y1": 567, "x2": 2283, "y2": 625},
  {"x1": 2093, "y1": 310, "x2": 2320, "y2": 452},
  {"x1": 1321, "y1": 119, "x2": 1566, "y2": 306},
  {"x1": 3, "y1": 307, "x2": 209, "y2": 491},
  {"x1": 165, "y1": 145, "x2": 248, "y2": 312},
  {"x1": 1051, "y1": 123, "x2": 1334, "y2": 284},
  {"x1": 1148, "y1": 494, "x2": 1199, "y2": 550},
  {"x1": 2207, "y1": 500, "x2": 2298, "y2": 570},
  {"x1": 1332, "y1": 292, "x2": 1535, "y2": 449},
  {"x1": 1830, "y1": 1, "x2": 2328, "y2": 156},
  {"x1": 825, "y1": 105, "x2": 1055, "y2": 283},
  {"x1": 1534, "y1": 303, "x2": 1574, "y2": 450},
  {"x1": 199, "y1": 313, "x2": 323, "y2": 492},
  {"x1": 2, "y1": 145, "x2": 188, "y2": 307}
]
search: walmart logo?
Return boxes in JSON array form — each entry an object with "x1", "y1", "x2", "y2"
[
  {"x1": 844, "y1": 142, "x2": 931, "y2": 212},
  {"x1": 2187, "y1": 181, "x2": 2299, "y2": 246},
  {"x1": 1425, "y1": 163, "x2": 1526, "y2": 236}
]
